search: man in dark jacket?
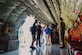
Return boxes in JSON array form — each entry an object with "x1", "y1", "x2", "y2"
[
  {"x1": 36, "y1": 22, "x2": 42, "y2": 47},
  {"x1": 30, "y1": 20, "x2": 37, "y2": 49}
]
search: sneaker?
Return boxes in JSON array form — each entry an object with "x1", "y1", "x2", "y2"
[
  {"x1": 30, "y1": 46, "x2": 33, "y2": 48},
  {"x1": 32, "y1": 47, "x2": 36, "y2": 50}
]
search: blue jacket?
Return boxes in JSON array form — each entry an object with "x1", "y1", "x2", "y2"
[{"x1": 45, "y1": 28, "x2": 52, "y2": 34}]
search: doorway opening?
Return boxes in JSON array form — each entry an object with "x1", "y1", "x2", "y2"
[{"x1": 18, "y1": 15, "x2": 35, "y2": 47}]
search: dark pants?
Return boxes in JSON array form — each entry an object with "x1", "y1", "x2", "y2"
[
  {"x1": 31, "y1": 33, "x2": 36, "y2": 47},
  {"x1": 36, "y1": 33, "x2": 41, "y2": 46}
]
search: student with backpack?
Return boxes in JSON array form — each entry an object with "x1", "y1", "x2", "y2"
[{"x1": 30, "y1": 20, "x2": 38, "y2": 49}]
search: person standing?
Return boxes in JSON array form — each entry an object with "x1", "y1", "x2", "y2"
[
  {"x1": 60, "y1": 18, "x2": 65, "y2": 48},
  {"x1": 30, "y1": 20, "x2": 38, "y2": 49},
  {"x1": 45, "y1": 25, "x2": 52, "y2": 45},
  {"x1": 36, "y1": 22, "x2": 42, "y2": 47}
]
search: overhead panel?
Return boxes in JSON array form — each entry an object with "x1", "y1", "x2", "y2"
[
  {"x1": 30, "y1": 0, "x2": 50, "y2": 21},
  {"x1": 0, "y1": 0, "x2": 21, "y2": 22},
  {"x1": 34, "y1": 0, "x2": 54, "y2": 23},
  {"x1": 20, "y1": 0, "x2": 52, "y2": 24},
  {"x1": 7, "y1": 3, "x2": 26, "y2": 23},
  {"x1": 1, "y1": 0, "x2": 82, "y2": 29},
  {"x1": 52, "y1": 0, "x2": 61, "y2": 21},
  {"x1": 28, "y1": 0, "x2": 48, "y2": 21},
  {"x1": 14, "y1": 10, "x2": 30, "y2": 27},
  {"x1": 45, "y1": 0, "x2": 59, "y2": 23},
  {"x1": 76, "y1": 0, "x2": 82, "y2": 11},
  {"x1": 22, "y1": 0, "x2": 53, "y2": 24}
]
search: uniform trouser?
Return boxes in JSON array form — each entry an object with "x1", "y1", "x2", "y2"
[{"x1": 61, "y1": 32, "x2": 65, "y2": 47}]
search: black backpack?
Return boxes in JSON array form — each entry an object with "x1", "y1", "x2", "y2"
[
  {"x1": 30, "y1": 25, "x2": 36, "y2": 32},
  {"x1": 30, "y1": 26, "x2": 33, "y2": 32}
]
